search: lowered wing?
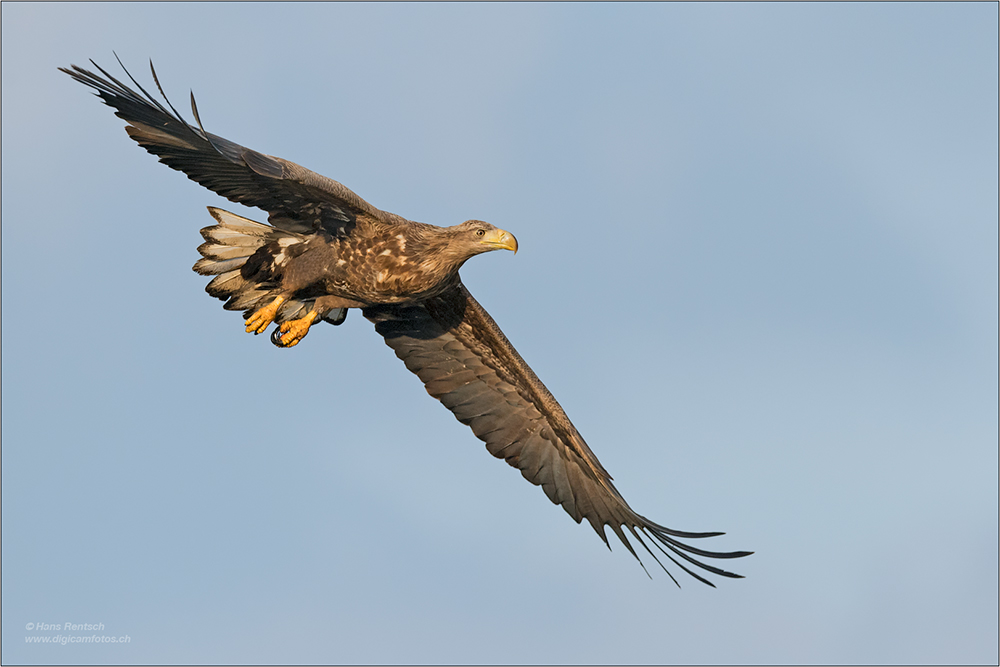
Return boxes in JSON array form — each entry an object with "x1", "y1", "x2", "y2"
[{"x1": 364, "y1": 282, "x2": 752, "y2": 585}]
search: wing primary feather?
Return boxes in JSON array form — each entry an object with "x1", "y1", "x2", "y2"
[
  {"x1": 87, "y1": 55, "x2": 206, "y2": 154},
  {"x1": 658, "y1": 547, "x2": 718, "y2": 588},
  {"x1": 657, "y1": 531, "x2": 754, "y2": 560},
  {"x1": 606, "y1": 520, "x2": 643, "y2": 567},
  {"x1": 645, "y1": 530, "x2": 747, "y2": 580},
  {"x1": 188, "y1": 89, "x2": 227, "y2": 159},
  {"x1": 646, "y1": 523, "x2": 728, "y2": 539},
  {"x1": 644, "y1": 521, "x2": 753, "y2": 558},
  {"x1": 626, "y1": 526, "x2": 680, "y2": 586},
  {"x1": 141, "y1": 57, "x2": 190, "y2": 128},
  {"x1": 84, "y1": 59, "x2": 164, "y2": 115},
  {"x1": 80, "y1": 60, "x2": 133, "y2": 101},
  {"x1": 104, "y1": 53, "x2": 172, "y2": 119}
]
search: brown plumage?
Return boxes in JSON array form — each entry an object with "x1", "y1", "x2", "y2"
[{"x1": 62, "y1": 57, "x2": 752, "y2": 585}]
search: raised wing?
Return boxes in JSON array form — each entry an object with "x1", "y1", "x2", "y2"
[
  {"x1": 364, "y1": 282, "x2": 752, "y2": 585},
  {"x1": 61, "y1": 57, "x2": 391, "y2": 237}
]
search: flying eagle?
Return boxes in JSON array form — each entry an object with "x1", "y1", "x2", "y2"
[{"x1": 62, "y1": 58, "x2": 751, "y2": 586}]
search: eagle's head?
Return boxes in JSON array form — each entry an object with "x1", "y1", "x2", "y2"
[
  {"x1": 453, "y1": 220, "x2": 519, "y2": 256},
  {"x1": 411, "y1": 220, "x2": 519, "y2": 279}
]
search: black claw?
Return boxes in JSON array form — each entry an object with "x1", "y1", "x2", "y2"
[{"x1": 270, "y1": 328, "x2": 285, "y2": 347}]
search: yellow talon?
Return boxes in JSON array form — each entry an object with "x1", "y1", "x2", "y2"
[
  {"x1": 274, "y1": 310, "x2": 319, "y2": 348},
  {"x1": 245, "y1": 296, "x2": 285, "y2": 334}
]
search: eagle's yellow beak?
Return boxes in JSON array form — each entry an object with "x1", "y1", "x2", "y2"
[{"x1": 481, "y1": 228, "x2": 518, "y2": 254}]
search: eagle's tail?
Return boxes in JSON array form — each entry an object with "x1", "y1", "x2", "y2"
[{"x1": 193, "y1": 207, "x2": 316, "y2": 322}]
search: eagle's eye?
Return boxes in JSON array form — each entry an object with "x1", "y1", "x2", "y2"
[{"x1": 475, "y1": 229, "x2": 486, "y2": 237}]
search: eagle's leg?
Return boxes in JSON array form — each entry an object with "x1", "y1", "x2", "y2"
[
  {"x1": 245, "y1": 296, "x2": 286, "y2": 334},
  {"x1": 272, "y1": 310, "x2": 319, "y2": 348}
]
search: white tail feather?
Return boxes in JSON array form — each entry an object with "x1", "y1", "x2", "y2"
[
  {"x1": 205, "y1": 269, "x2": 247, "y2": 297},
  {"x1": 199, "y1": 243, "x2": 260, "y2": 261},
  {"x1": 193, "y1": 256, "x2": 248, "y2": 276}
]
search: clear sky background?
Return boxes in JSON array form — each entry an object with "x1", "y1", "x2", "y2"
[{"x1": 2, "y1": 3, "x2": 997, "y2": 664}]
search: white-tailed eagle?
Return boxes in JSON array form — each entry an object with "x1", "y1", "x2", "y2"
[{"x1": 62, "y1": 57, "x2": 751, "y2": 585}]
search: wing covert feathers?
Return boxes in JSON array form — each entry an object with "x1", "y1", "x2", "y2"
[{"x1": 364, "y1": 284, "x2": 752, "y2": 585}]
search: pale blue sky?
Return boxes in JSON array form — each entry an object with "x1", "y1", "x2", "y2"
[{"x1": 2, "y1": 3, "x2": 997, "y2": 664}]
